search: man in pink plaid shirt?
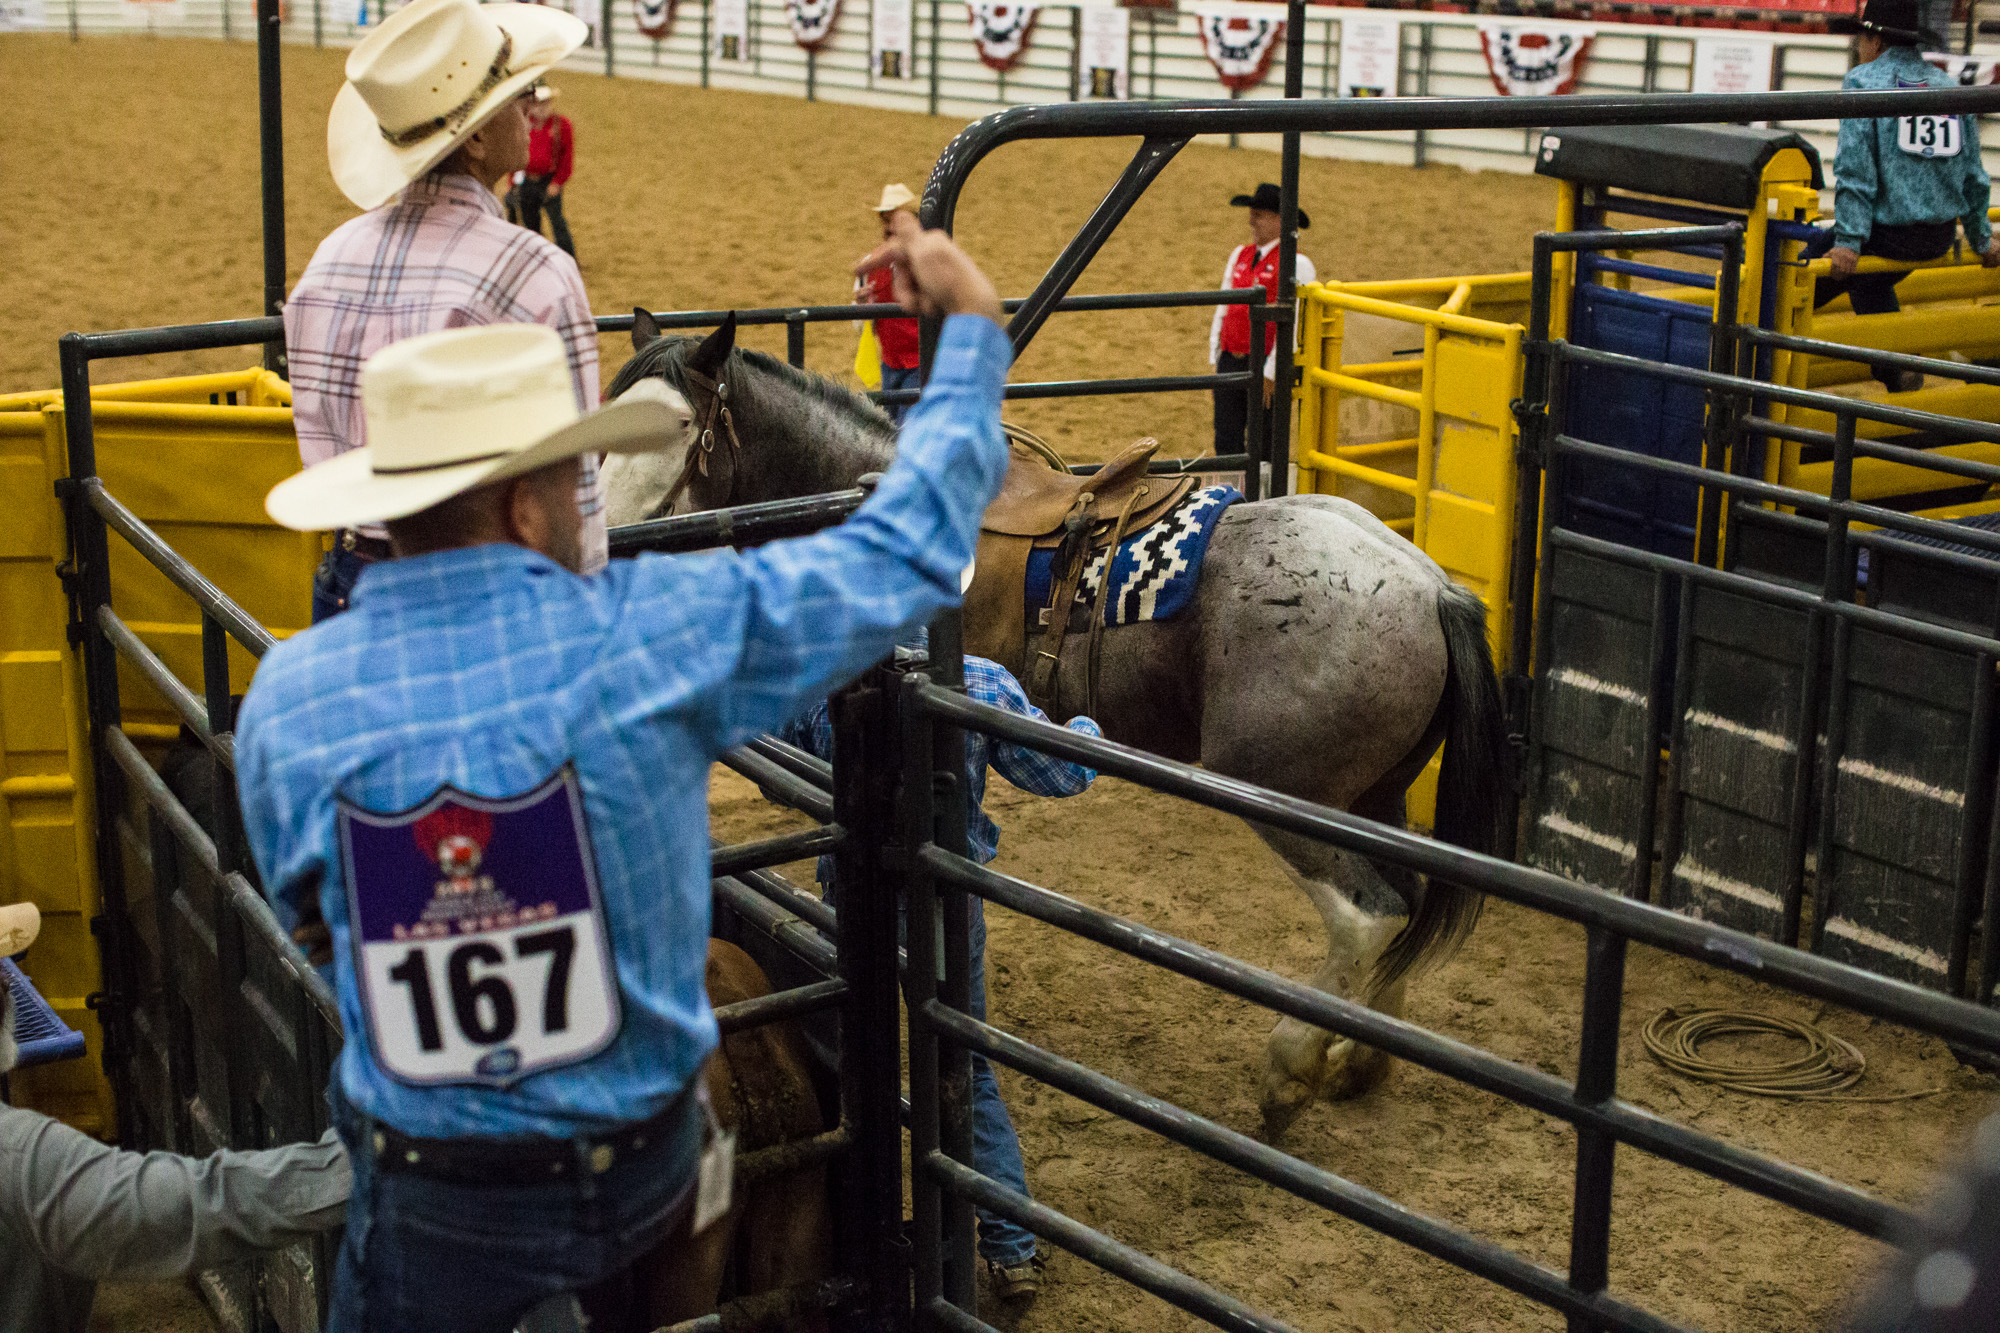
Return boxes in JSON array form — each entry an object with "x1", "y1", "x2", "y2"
[{"x1": 285, "y1": 0, "x2": 607, "y2": 621}]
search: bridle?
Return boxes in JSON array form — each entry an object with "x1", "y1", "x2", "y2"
[{"x1": 655, "y1": 359, "x2": 741, "y2": 516}]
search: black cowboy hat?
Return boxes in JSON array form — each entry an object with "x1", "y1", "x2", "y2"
[
  {"x1": 1230, "y1": 182, "x2": 1311, "y2": 229},
  {"x1": 1830, "y1": 0, "x2": 1926, "y2": 46}
]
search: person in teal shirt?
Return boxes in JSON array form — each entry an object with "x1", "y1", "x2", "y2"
[{"x1": 1812, "y1": 0, "x2": 1999, "y2": 388}]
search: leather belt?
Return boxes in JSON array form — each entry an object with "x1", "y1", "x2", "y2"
[
  {"x1": 338, "y1": 530, "x2": 396, "y2": 562},
  {"x1": 365, "y1": 1084, "x2": 702, "y2": 1187}
]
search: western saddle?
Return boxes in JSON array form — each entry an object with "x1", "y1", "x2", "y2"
[{"x1": 965, "y1": 437, "x2": 1197, "y2": 717}]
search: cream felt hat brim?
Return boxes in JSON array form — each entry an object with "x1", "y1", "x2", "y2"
[
  {"x1": 329, "y1": 0, "x2": 588, "y2": 211},
  {"x1": 266, "y1": 325, "x2": 691, "y2": 532},
  {"x1": 872, "y1": 182, "x2": 919, "y2": 214}
]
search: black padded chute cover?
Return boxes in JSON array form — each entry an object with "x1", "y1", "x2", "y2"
[{"x1": 1532, "y1": 124, "x2": 1826, "y2": 209}]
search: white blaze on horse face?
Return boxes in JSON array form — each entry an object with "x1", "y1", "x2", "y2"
[{"x1": 601, "y1": 378, "x2": 697, "y2": 527}]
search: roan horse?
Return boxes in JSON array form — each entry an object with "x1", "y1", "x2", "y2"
[{"x1": 605, "y1": 313, "x2": 1508, "y2": 1140}]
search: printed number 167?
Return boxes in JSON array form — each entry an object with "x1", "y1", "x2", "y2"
[{"x1": 386, "y1": 927, "x2": 575, "y2": 1051}]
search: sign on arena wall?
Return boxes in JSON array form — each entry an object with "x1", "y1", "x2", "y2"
[
  {"x1": 713, "y1": 0, "x2": 751, "y2": 63},
  {"x1": 633, "y1": 0, "x2": 674, "y2": 40},
  {"x1": 1336, "y1": 16, "x2": 1400, "y2": 98},
  {"x1": 967, "y1": 1, "x2": 1039, "y2": 72},
  {"x1": 123, "y1": 0, "x2": 185, "y2": 25},
  {"x1": 1078, "y1": 4, "x2": 1130, "y2": 98},
  {"x1": 785, "y1": 0, "x2": 840, "y2": 49},
  {"x1": 1193, "y1": 8, "x2": 1285, "y2": 92},
  {"x1": 1476, "y1": 23, "x2": 1593, "y2": 96},
  {"x1": 1927, "y1": 53, "x2": 2000, "y2": 85},
  {"x1": 1690, "y1": 37, "x2": 1773, "y2": 95},
  {"x1": 873, "y1": 0, "x2": 914, "y2": 79},
  {"x1": 0, "y1": 0, "x2": 45, "y2": 29}
]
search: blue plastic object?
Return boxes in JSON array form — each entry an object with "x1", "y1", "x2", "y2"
[{"x1": 2, "y1": 954, "x2": 86, "y2": 1069}]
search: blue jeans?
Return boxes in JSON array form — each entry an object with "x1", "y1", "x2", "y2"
[
  {"x1": 327, "y1": 1085, "x2": 705, "y2": 1333},
  {"x1": 311, "y1": 545, "x2": 375, "y2": 623},
  {"x1": 828, "y1": 877, "x2": 1037, "y2": 1266},
  {"x1": 880, "y1": 363, "x2": 920, "y2": 425},
  {"x1": 961, "y1": 903, "x2": 1038, "y2": 1266}
]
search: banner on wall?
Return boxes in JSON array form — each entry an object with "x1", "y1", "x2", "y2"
[
  {"x1": 786, "y1": 0, "x2": 840, "y2": 48},
  {"x1": 124, "y1": 0, "x2": 186, "y2": 24},
  {"x1": 1927, "y1": 53, "x2": 2000, "y2": 85},
  {"x1": 1336, "y1": 15, "x2": 1399, "y2": 98},
  {"x1": 1193, "y1": 9, "x2": 1284, "y2": 92},
  {"x1": 714, "y1": 0, "x2": 751, "y2": 63},
  {"x1": 0, "y1": 0, "x2": 45, "y2": 29},
  {"x1": 873, "y1": 0, "x2": 914, "y2": 79},
  {"x1": 968, "y1": 2, "x2": 1039, "y2": 72},
  {"x1": 634, "y1": 0, "x2": 674, "y2": 39},
  {"x1": 1477, "y1": 23, "x2": 1593, "y2": 96},
  {"x1": 1078, "y1": 4, "x2": 1130, "y2": 98},
  {"x1": 1690, "y1": 37, "x2": 1772, "y2": 95}
]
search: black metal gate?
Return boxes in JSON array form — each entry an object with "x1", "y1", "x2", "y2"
[{"x1": 1509, "y1": 226, "x2": 2000, "y2": 1000}]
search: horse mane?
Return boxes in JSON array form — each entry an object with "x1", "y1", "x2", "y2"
[{"x1": 609, "y1": 334, "x2": 896, "y2": 434}]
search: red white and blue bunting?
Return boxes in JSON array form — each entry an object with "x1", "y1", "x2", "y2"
[
  {"x1": 1927, "y1": 53, "x2": 2000, "y2": 86},
  {"x1": 786, "y1": 0, "x2": 840, "y2": 49},
  {"x1": 633, "y1": 0, "x2": 673, "y2": 39},
  {"x1": 1477, "y1": 23, "x2": 1594, "y2": 97},
  {"x1": 1194, "y1": 8, "x2": 1285, "y2": 92},
  {"x1": 967, "y1": 1, "x2": 1039, "y2": 72}
]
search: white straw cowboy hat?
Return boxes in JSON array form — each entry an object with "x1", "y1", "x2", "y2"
[
  {"x1": 872, "y1": 183, "x2": 919, "y2": 214},
  {"x1": 267, "y1": 325, "x2": 689, "y2": 532},
  {"x1": 329, "y1": 0, "x2": 589, "y2": 210}
]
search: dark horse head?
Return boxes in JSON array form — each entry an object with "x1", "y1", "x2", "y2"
[{"x1": 602, "y1": 308, "x2": 899, "y2": 526}]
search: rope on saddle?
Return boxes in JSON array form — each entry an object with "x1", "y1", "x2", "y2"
[
  {"x1": 1641, "y1": 1007, "x2": 1941, "y2": 1102},
  {"x1": 1002, "y1": 421, "x2": 1069, "y2": 473}
]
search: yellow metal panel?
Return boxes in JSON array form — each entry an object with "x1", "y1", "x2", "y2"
[
  {"x1": 7, "y1": 817, "x2": 83, "y2": 915},
  {"x1": 1431, "y1": 419, "x2": 1507, "y2": 513},
  {"x1": 0, "y1": 457, "x2": 52, "y2": 561},
  {"x1": 2, "y1": 652, "x2": 67, "y2": 753},
  {"x1": 1433, "y1": 339, "x2": 1515, "y2": 428},
  {"x1": 1423, "y1": 492, "x2": 1501, "y2": 593}
]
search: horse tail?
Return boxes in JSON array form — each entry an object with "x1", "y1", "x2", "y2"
[{"x1": 1370, "y1": 581, "x2": 1505, "y2": 994}]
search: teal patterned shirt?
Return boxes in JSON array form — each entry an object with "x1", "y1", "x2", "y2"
[{"x1": 1833, "y1": 46, "x2": 1993, "y2": 252}]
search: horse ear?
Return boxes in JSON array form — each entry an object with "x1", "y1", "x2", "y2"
[
  {"x1": 688, "y1": 312, "x2": 738, "y2": 380},
  {"x1": 631, "y1": 307, "x2": 662, "y2": 352}
]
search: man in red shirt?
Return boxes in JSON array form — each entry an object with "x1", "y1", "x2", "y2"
[
  {"x1": 1209, "y1": 182, "x2": 1316, "y2": 458},
  {"x1": 855, "y1": 183, "x2": 924, "y2": 423},
  {"x1": 520, "y1": 85, "x2": 577, "y2": 258}
]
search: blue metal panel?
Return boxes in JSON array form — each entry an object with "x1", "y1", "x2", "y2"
[{"x1": 1564, "y1": 277, "x2": 1713, "y2": 559}]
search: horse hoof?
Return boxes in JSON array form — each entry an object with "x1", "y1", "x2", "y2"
[
  {"x1": 1259, "y1": 1085, "x2": 1312, "y2": 1143},
  {"x1": 1320, "y1": 1041, "x2": 1394, "y2": 1102}
]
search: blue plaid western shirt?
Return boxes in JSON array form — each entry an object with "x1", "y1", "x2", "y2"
[
  {"x1": 235, "y1": 315, "x2": 1013, "y2": 1140},
  {"x1": 779, "y1": 656, "x2": 1100, "y2": 871}
]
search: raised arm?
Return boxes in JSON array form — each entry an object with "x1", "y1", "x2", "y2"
[{"x1": 622, "y1": 220, "x2": 1012, "y2": 750}]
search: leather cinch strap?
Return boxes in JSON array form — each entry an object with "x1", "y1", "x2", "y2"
[{"x1": 1027, "y1": 482, "x2": 1150, "y2": 717}]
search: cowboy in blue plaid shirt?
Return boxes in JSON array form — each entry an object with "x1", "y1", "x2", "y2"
[
  {"x1": 237, "y1": 208, "x2": 1011, "y2": 1332},
  {"x1": 780, "y1": 652, "x2": 1099, "y2": 1302}
]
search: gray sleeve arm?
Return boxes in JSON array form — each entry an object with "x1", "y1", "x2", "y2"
[{"x1": 1, "y1": 1110, "x2": 350, "y2": 1282}]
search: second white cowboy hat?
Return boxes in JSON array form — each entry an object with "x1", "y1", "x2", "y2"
[
  {"x1": 267, "y1": 324, "x2": 689, "y2": 532},
  {"x1": 329, "y1": 0, "x2": 588, "y2": 210},
  {"x1": 872, "y1": 183, "x2": 919, "y2": 214}
]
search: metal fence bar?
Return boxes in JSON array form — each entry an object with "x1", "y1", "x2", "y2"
[
  {"x1": 1741, "y1": 325, "x2": 2000, "y2": 389},
  {"x1": 1738, "y1": 415, "x2": 2000, "y2": 490},
  {"x1": 918, "y1": 844, "x2": 1909, "y2": 1238},
  {"x1": 84, "y1": 481, "x2": 275, "y2": 655},
  {"x1": 719, "y1": 746, "x2": 836, "y2": 822},
  {"x1": 913, "y1": 685, "x2": 2000, "y2": 1055},
  {"x1": 921, "y1": 1000, "x2": 1688, "y2": 1333},
  {"x1": 712, "y1": 977, "x2": 849, "y2": 1036},
  {"x1": 922, "y1": 1152, "x2": 1302, "y2": 1333},
  {"x1": 709, "y1": 826, "x2": 844, "y2": 878}
]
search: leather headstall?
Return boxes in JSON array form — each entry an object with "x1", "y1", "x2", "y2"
[{"x1": 656, "y1": 362, "x2": 742, "y2": 515}]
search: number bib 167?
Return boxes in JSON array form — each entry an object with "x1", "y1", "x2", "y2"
[
  {"x1": 1898, "y1": 114, "x2": 1962, "y2": 159},
  {"x1": 338, "y1": 766, "x2": 621, "y2": 1087}
]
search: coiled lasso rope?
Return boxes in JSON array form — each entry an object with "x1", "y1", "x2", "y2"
[{"x1": 1642, "y1": 1008, "x2": 1942, "y2": 1103}]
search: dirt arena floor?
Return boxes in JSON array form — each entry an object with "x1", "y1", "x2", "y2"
[{"x1": 7, "y1": 31, "x2": 1998, "y2": 1333}]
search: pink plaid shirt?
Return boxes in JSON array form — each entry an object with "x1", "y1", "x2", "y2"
[{"x1": 283, "y1": 171, "x2": 608, "y2": 571}]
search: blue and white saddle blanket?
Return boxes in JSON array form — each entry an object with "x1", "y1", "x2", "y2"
[{"x1": 1024, "y1": 484, "x2": 1242, "y2": 626}]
